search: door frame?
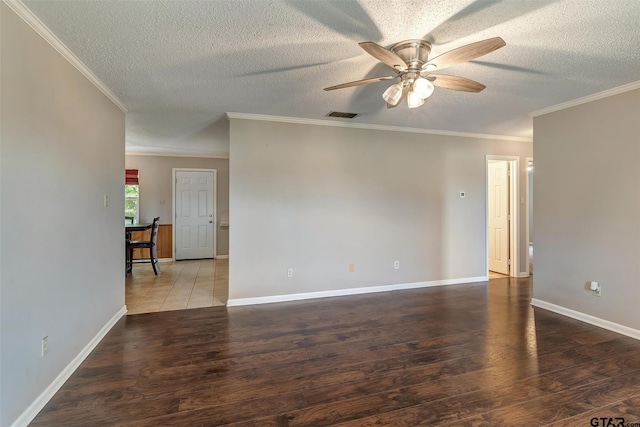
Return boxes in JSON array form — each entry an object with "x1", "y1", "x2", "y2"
[
  {"x1": 172, "y1": 168, "x2": 217, "y2": 261},
  {"x1": 485, "y1": 155, "x2": 520, "y2": 278},
  {"x1": 525, "y1": 156, "x2": 533, "y2": 276}
]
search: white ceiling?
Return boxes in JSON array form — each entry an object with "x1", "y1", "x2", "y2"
[{"x1": 21, "y1": 0, "x2": 640, "y2": 156}]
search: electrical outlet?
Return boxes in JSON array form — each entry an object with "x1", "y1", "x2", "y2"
[
  {"x1": 349, "y1": 263, "x2": 355, "y2": 273},
  {"x1": 394, "y1": 261, "x2": 400, "y2": 270},
  {"x1": 42, "y1": 336, "x2": 48, "y2": 357},
  {"x1": 287, "y1": 268, "x2": 293, "y2": 278}
]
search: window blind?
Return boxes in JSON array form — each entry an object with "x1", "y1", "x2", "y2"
[{"x1": 125, "y1": 169, "x2": 139, "y2": 185}]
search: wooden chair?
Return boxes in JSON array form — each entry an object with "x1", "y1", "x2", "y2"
[
  {"x1": 127, "y1": 217, "x2": 161, "y2": 275},
  {"x1": 125, "y1": 216, "x2": 134, "y2": 274}
]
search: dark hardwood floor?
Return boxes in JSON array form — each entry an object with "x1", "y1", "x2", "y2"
[{"x1": 31, "y1": 277, "x2": 640, "y2": 426}]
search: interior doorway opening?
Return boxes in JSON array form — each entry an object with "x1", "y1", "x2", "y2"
[
  {"x1": 526, "y1": 158, "x2": 533, "y2": 276},
  {"x1": 486, "y1": 156, "x2": 520, "y2": 278}
]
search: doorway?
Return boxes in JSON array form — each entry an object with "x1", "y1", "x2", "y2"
[
  {"x1": 173, "y1": 169, "x2": 217, "y2": 260},
  {"x1": 486, "y1": 156, "x2": 520, "y2": 278},
  {"x1": 526, "y1": 158, "x2": 533, "y2": 275}
]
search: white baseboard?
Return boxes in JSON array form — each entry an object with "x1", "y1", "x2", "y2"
[
  {"x1": 227, "y1": 276, "x2": 487, "y2": 307},
  {"x1": 11, "y1": 305, "x2": 127, "y2": 427},
  {"x1": 216, "y1": 255, "x2": 229, "y2": 259},
  {"x1": 531, "y1": 298, "x2": 640, "y2": 340}
]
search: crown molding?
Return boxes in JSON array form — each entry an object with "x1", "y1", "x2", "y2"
[
  {"x1": 126, "y1": 151, "x2": 229, "y2": 159},
  {"x1": 3, "y1": 0, "x2": 128, "y2": 113},
  {"x1": 530, "y1": 80, "x2": 640, "y2": 117},
  {"x1": 226, "y1": 113, "x2": 532, "y2": 143}
]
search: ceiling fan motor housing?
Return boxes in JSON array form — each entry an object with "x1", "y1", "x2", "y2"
[{"x1": 389, "y1": 39, "x2": 432, "y2": 71}]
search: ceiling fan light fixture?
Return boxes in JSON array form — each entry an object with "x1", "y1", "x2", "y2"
[
  {"x1": 382, "y1": 82, "x2": 404, "y2": 106},
  {"x1": 407, "y1": 90, "x2": 425, "y2": 109},
  {"x1": 413, "y1": 77, "x2": 435, "y2": 99}
]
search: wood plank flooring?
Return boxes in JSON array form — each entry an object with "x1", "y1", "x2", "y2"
[{"x1": 31, "y1": 277, "x2": 640, "y2": 426}]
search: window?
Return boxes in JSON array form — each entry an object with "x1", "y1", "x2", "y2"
[
  {"x1": 125, "y1": 185, "x2": 139, "y2": 222},
  {"x1": 125, "y1": 169, "x2": 139, "y2": 223}
]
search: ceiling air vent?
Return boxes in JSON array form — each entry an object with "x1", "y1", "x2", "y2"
[{"x1": 326, "y1": 111, "x2": 358, "y2": 119}]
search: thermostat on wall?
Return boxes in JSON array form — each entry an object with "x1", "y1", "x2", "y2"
[{"x1": 459, "y1": 191, "x2": 466, "y2": 198}]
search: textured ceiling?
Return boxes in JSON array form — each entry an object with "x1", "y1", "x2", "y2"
[{"x1": 22, "y1": 0, "x2": 640, "y2": 155}]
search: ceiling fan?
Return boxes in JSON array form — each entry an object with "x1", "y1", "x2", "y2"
[{"x1": 324, "y1": 37, "x2": 506, "y2": 109}]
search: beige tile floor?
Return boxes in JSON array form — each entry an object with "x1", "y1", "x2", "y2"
[
  {"x1": 488, "y1": 270, "x2": 510, "y2": 279},
  {"x1": 126, "y1": 258, "x2": 228, "y2": 315}
]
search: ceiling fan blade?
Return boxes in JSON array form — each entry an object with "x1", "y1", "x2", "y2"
[
  {"x1": 424, "y1": 37, "x2": 505, "y2": 72},
  {"x1": 359, "y1": 42, "x2": 407, "y2": 71},
  {"x1": 387, "y1": 84, "x2": 410, "y2": 108},
  {"x1": 324, "y1": 76, "x2": 396, "y2": 91},
  {"x1": 430, "y1": 74, "x2": 486, "y2": 92}
]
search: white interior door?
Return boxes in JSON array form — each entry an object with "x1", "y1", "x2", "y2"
[
  {"x1": 175, "y1": 170, "x2": 215, "y2": 260},
  {"x1": 488, "y1": 161, "x2": 510, "y2": 274}
]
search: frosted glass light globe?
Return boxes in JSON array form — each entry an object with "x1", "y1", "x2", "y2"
[{"x1": 413, "y1": 77, "x2": 435, "y2": 100}]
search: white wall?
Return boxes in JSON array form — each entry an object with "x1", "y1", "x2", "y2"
[
  {"x1": 125, "y1": 155, "x2": 229, "y2": 255},
  {"x1": 0, "y1": 5, "x2": 126, "y2": 425},
  {"x1": 533, "y1": 88, "x2": 640, "y2": 330},
  {"x1": 229, "y1": 119, "x2": 532, "y2": 301}
]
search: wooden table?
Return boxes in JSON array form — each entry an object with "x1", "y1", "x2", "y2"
[{"x1": 126, "y1": 223, "x2": 151, "y2": 273}]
